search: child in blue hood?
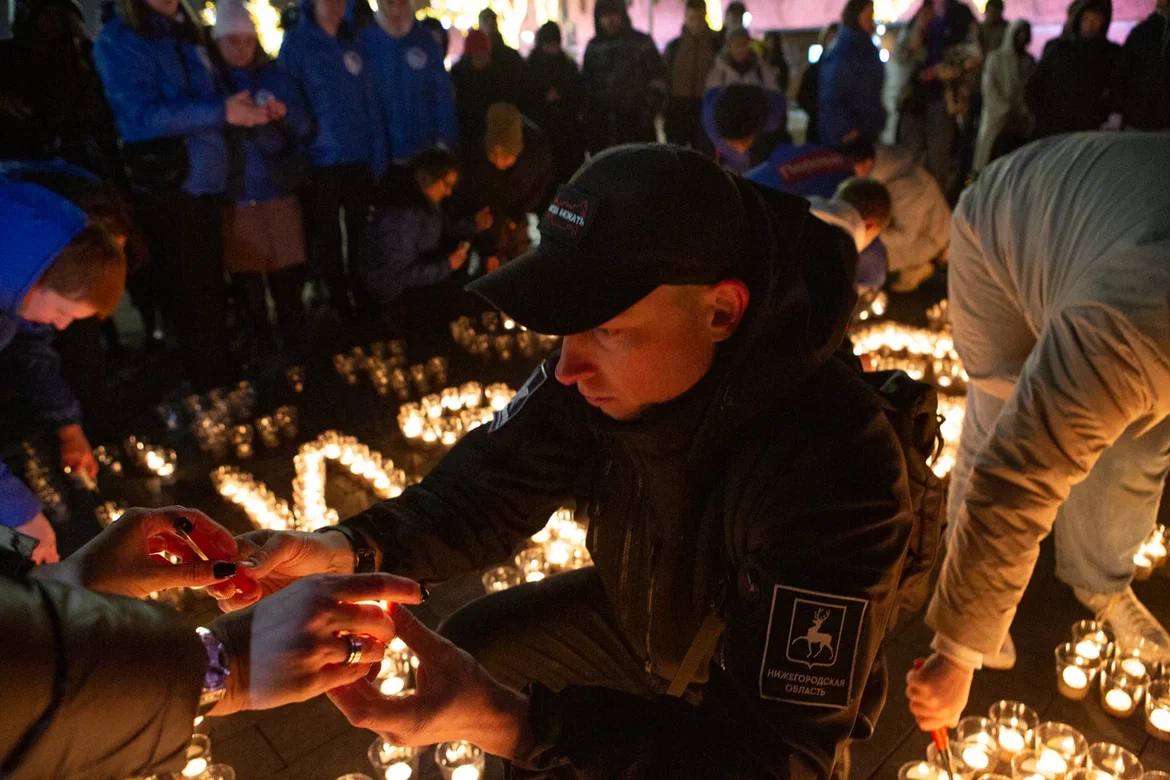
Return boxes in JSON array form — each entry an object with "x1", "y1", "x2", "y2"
[{"x1": 0, "y1": 181, "x2": 125, "y2": 563}]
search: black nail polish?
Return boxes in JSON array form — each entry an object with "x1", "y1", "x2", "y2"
[
  {"x1": 213, "y1": 561, "x2": 237, "y2": 579},
  {"x1": 365, "y1": 663, "x2": 380, "y2": 683},
  {"x1": 420, "y1": 585, "x2": 430, "y2": 602},
  {"x1": 174, "y1": 517, "x2": 194, "y2": 534}
]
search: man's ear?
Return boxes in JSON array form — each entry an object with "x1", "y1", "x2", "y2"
[{"x1": 708, "y1": 279, "x2": 750, "y2": 342}]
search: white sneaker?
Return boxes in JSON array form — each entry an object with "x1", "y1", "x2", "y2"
[
  {"x1": 983, "y1": 632, "x2": 1017, "y2": 670},
  {"x1": 1074, "y1": 585, "x2": 1170, "y2": 653}
]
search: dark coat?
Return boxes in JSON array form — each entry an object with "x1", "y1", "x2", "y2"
[
  {"x1": 336, "y1": 185, "x2": 915, "y2": 778},
  {"x1": 1120, "y1": 10, "x2": 1170, "y2": 129},
  {"x1": 817, "y1": 25, "x2": 887, "y2": 145},
  {"x1": 450, "y1": 56, "x2": 524, "y2": 153},
  {"x1": 0, "y1": 529, "x2": 205, "y2": 779},
  {"x1": 521, "y1": 50, "x2": 585, "y2": 182}
]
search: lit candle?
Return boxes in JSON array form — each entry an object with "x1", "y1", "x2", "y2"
[
  {"x1": 997, "y1": 727, "x2": 1025, "y2": 754},
  {"x1": 181, "y1": 757, "x2": 209, "y2": 778},
  {"x1": 1120, "y1": 657, "x2": 1146, "y2": 677},
  {"x1": 1035, "y1": 749, "x2": 1068, "y2": 775},
  {"x1": 961, "y1": 744, "x2": 991, "y2": 770},
  {"x1": 1074, "y1": 639, "x2": 1101, "y2": 660},
  {"x1": 451, "y1": 767, "x2": 480, "y2": 780},
  {"x1": 1062, "y1": 666, "x2": 1089, "y2": 693},
  {"x1": 380, "y1": 676, "x2": 406, "y2": 696},
  {"x1": 1149, "y1": 706, "x2": 1170, "y2": 737},
  {"x1": 385, "y1": 762, "x2": 412, "y2": 780},
  {"x1": 897, "y1": 761, "x2": 935, "y2": 780},
  {"x1": 1103, "y1": 687, "x2": 1135, "y2": 716}
]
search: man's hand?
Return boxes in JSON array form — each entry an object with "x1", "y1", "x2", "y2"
[
  {"x1": 34, "y1": 506, "x2": 240, "y2": 598},
  {"x1": 265, "y1": 98, "x2": 288, "y2": 121},
  {"x1": 484, "y1": 255, "x2": 501, "y2": 273},
  {"x1": 57, "y1": 423, "x2": 97, "y2": 480},
  {"x1": 209, "y1": 529, "x2": 356, "y2": 611},
  {"x1": 905, "y1": 653, "x2": 974, "y2": 731},
  {"x1": 209, "y1": 573, "x2": 425, "y2": 715},
  {"x1": 328, "y1": 604, "x2": 532, "y2": 759},
  {"x1": 474, "y1": 207, "x2": 494, "y2": 233},
  {"x1": 16, "y1": 512, "x2": 59, "y2": 564}
]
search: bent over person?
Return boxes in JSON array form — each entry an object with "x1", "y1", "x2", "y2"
[
  {"x1": 217, "y1": 145, "x2": 917, "y2": 777},
  {"x1": 908, "y1": 133, "x2": 1170, "y2": 729}
]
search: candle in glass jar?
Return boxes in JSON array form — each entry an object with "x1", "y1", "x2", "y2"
[
  {"x1": 385, "y1": 763, "x2": 412, "y2": 780},
  {"x1": 997, "y1": 727, "x2": 1025, "y2": 754},
  {"x1": 1120, "y1": 657, "x2": 1147, "y2": 677},
  {"x1": 1104, "y1": 687, "x2": 1135, "y2": 716},
  {"x1": 1149, "y1": 705, "x2": 1170, "y2": 735},
  {"x1": 450, "y1": 767, "x2": 480, "y2": 780},
  {"x1": 1063, "y1": 666, "x2": 1089, "y2": 691},
  {"x1": 1074, "y1": 639, "x2": 1101, "y2": 660},
  {"x1": 182, "y1": 757, "x2": 209, "y2": 778}
]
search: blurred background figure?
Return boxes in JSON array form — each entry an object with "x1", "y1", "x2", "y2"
[
  {"x1": 796, "y1": 22, "x2": 839, "y2": 144},
  {"x1": 973, "y1": 19, "x2": 1035, "y2": 172},
  {"x1": 1119, "y1": 0, "x2": 1170, "y2": 129},
  {"x1": 521, "y1": 21, "x2": 585, "y2": 184},
  {"x1": 819, "y1": 0, "x2": 886, "y2": 146},
  {"x1": 663, "y1": 0, "x2": 718, "y2": 151}
]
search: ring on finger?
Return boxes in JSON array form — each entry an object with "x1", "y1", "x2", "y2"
[{"x1": 344, "y1": 635, "x2": 364, "y2": 666}]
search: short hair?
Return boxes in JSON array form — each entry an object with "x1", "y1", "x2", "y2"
[
  {"x1": 835, "y1": 177, "x2": 892, "y2": 228},
  {"x1": 685, "y1": 0, "x2": 706, "y2": 11},
  {"x1": 409, "y1": 146, "x2": 461, "y2": 185},
  {"x1": 841, "y1": 0, "x2": 873, "y2": 29},
  {"x1": 39, "y1": 223, "x2": 126, "y2": 317},
  {"x1": 713, "y1": 84, "x2": 770, "y2": 142},
  {"x1": 725, "y1": 1, "x2": 747, "y2": 15}
]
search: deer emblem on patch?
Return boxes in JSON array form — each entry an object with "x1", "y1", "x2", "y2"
[{"x1": 785, "y1": 599, "x2": 844, "y2": 669}]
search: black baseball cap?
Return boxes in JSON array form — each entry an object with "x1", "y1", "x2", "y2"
[{"x1": 466, "y1": 144, "x2": 752, "y2": 335}]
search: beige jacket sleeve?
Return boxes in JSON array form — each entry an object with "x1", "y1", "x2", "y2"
[{"x1": 926, "y1": 303, "x2": 1170, "y2": 654}]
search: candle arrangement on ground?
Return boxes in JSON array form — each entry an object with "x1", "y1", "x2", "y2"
[
  {"x1": 896, "y1": 698, "x2": 1158, "y2": 779},
  {"x1": 210, "y1": 466, "x2": 296, "y2": 531},
  {"x1": 850, "y1": 301, "x2": 968, "y2": 477},
  {"x1": 481, "y1": 507, "x2": 592, "y2": 592},
  {"x1": 293, "y1": 431, "x2": 408, "y2": 530},
  {"x1": 123, "y1": 435, "x2": 178, "y2": 482},
  {"x1": 1132, "y1": 524, "x2": 1168, "y2": 580},
  {"x1": 434, "y1": 741, "x2": 485, "y2": 780},
  {"x1": 449, "y1": 312, "x2": 560, "y2": 362},
  {"x1": 367, "y1": 737, "x2": 419, "y2": 780},
  {"x1": 1053, "y1": 618, "x2": 1169, "y2": 736},
  {"x1": 397, "y1": 382, "x2": 515, "y2": 448},
  {"x1": 19, "y1": 441, "x2": 65, "y2": 517}
]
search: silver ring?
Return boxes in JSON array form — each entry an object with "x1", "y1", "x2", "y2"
[{"x1": 344, "y1": 635, "x2": 363, "y2": 666}]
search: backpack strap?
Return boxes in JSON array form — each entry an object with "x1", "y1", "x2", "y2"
[{"x1": 667, "y1": 612, "x2": 726, "y2": 697}]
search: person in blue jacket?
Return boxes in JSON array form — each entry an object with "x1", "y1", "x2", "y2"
[
  {"x1": 94, "y1": 0, "x2": 271, "y2": 390},
  {"x1": 362, "y1": 0, "x2": 458, "y2": 163},
  {"x1": 214, "y1": 0, "x2": 314, "y2": 357},
  {"x1": 703, "y1": 82, "x2": 789, "y2": 173},
  {"x1": 279, "y1": 0, "x2": 384, "y2": 318},
  {"x1": 746, "y1": 143, "x2": 856, "y2": 198},
  {"x1": 818, "y1": 0, "x2": 886, "y2": 146},
  {"x1": 359, "y1": 148, "x2": 489, "y2": 327},
  {"x1": 0, "y1": 181, "x2": 125, "y2": 563}
]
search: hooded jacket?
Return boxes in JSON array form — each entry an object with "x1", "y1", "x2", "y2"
[
  {"x1": 974, "y1": 19, "x2": 1035, "y2": 172},
  {"x1": 278, "y1": 0, "x2": 384, "y2": 170},
  {"x1": 221, "y1": 54, "x2": 314, "y2": 203},
  {"x1": 581, "y1": 0, "x2": 668, "y2": 149},
  {"x1": 1120, "y1": 7, "x2": 1170, "y2": 129},
  {"x1": 0, "y1": 528, "x2": 205, "y2": 779},
  {"x1": 336, "y1": 181, "x2": 915, "y2": 777},
  {"x1": 867, "y1": 144, "x2": 950, "y2": 275},
  {"x1": 361, "y1": 21, "x2": 459, "y2": 162},
  {"x1": 359, "y1": 166, "x2": 477, "y2": 306},
  {"x1": 1025, "y1": 0, "x2": 1122, "y2": 138},
  {"x1": 817, "y1": 25, "x2": 887, "y2": 145},
  {"x1": 0, "y1": 182, "x2": 85, "y2": 528},
  {"x1": 94, "y1": 8, "x2": 228, "y2": 195},
  {"x1": 929, "y1": 133, "x2": 1170, "y2": 658}
]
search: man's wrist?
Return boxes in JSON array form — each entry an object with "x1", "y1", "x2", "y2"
[
  {"x1": 478, "y1": 685, "x2": 532, "y2": 760},
  {"x1": 206, "y1": 616, "x2": 247, "y2": 717},
  {"x1": 316, "y1": 526, "x2": 378, "y2": 573}
]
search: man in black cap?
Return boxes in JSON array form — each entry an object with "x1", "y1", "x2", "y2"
[{"x1": 215, "y1": 145, "x2": 916, "y2": 778}]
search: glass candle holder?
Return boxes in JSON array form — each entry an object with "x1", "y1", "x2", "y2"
[
  {"x1": 974, "y1": 775, "x2": 1011, "y2": 780},
  {"x1": 897, "y1": 760, "x2": 938, "y2": 780},
  {"x1": 408, "y1": 364, "x2": 429, "y2": 394},
  {"x1": 255, "y1": 416, "x2": 281, "y2": 448},
  {"x1": 481, "y1": 565, "x2": 522, "y2": 593},
  {"x1": 1071, "y1": 620, "x2": 1116, "y2": 664},
  {"x1": 434, "y1": 741, "x2": 485, "y2": 780},
  {"x1": 1031, "y1": 722, "x2": 1087, "y2": 770},
  {"x1": 367, "y1": 737, "x2": 418, "y2": 780},
  {"x1": 481, "y1": 311, "x2": 500, "y2": 333},
  {"x1": 1099, "y1": 659, "x2": 1149, "y2": 718},
  {"x1": 1056, "y1": 642, "x2": 1097, "y2": 700},
  {"x1": 1010, "y1": 748, "x2": 1071, "y2": 779},
  {"x1": 1140, "y1": 773, "x2": 1170, "y2": 780},
  {"x1": 1146, "y1": 679, "x2": 1170, "y2": 741},
  {"x1": 989, "y1": 700, "x2": 1039, "y2": 762},
  {"x1": 1087, "y1": 742, "x2": 1143, "y2": 779},
  {"x1": 181, "y1": 734, "x2": 213, "y2": 779},
  {"x1": 1117, "y1": 639, "x2": 1164, "y2": 681},
  {"x1": 955, "y1": 716, "x2": 999, "y2": 774},
  {"x1": 1065, "y1": 770, "x2": 1120, "y2": 780},
  {"x1": 336, "y1": 775, "x2": 374, "y2": 780},
  {"x1": 229, "y1": 424, "x2": 254, "y2": 460},
  {"x1": 425, "y1": 356, "x2": 449, "y2": 386},
  {"x1": 515, "y1": 547, "x2": 550, "y2": 583}
]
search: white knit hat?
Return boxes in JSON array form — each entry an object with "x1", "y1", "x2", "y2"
[{"x1": 213, "y1": 0, "x2": 256, "y2": 39}]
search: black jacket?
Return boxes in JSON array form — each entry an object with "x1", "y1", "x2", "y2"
[
  {"x1": 0, "y1": 529, "x2": 204, "y2": 780},
  {"x1": 337, "y1": 184, "x2": 915, "y2": 778},
  {"x1": 521, "y1": 50, "x2": 585, "y2": 182},
  {"x1": 1120, "y1": 10, "x2": 1170, "y2": 129}
]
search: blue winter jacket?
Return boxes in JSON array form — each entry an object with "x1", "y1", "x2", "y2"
[
  {"x1": 0, "y1": 182, "x2": 86, "y2": 527},
  {"x1": 362, "y1": 22, "x2": 458, "y2": 162},
  {"x1": 746, "y1": 144, "x2": 854, "y2": 198},
  {"x1": 701, "y1": 85, "x2": 788, "y2": 174},
  {"x1": 223, "y1": 60, "x2": 314, "y2": 203},
  {"x1": 817, "y1": 26, "x2": 887, "y2": 145},
  {"x1": 94, "y1": 12, "x2": 228, "y2": 196},
  {"x1": 278, "y1": 4, "x2": 384, "y2": 171}
]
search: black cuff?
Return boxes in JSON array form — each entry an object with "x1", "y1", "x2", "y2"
[
  {"x1": 505, "y1": 683, "x2": 571, "y2": 776},
  {"x1": 314, "y1": 526, "x2": 377, "y2": 573}
]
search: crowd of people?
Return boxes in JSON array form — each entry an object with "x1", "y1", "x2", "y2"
[{"x1": 1, "y1": 0, "x2": 1169, "y2": 776}]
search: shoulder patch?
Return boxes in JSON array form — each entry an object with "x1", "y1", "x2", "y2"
[
  {"x1": 488, "y1": 362, "x2": 549, "y2": 433},
  {"x1": 758, "y1": 585, "x2": 868, "y2": 709},
  {"x1": 344, "y1": 50, "x2": 364, "y2": 76},
  {"x1": 405, "y1": 46, "x2": 428, "y2": 69}
]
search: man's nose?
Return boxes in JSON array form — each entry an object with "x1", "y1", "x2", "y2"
[{"x1": 554, "y1": 334, "x2": 595, "y2": 386}]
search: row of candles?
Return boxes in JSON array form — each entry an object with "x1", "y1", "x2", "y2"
[
  {"x1": 333, "y1": 347, "x2": 449, "y2": 400},
  {"x1": 20, "y1": 441, "x2": 66, "y2": 515},
  {"x1": 397, "y1": 382, "x2": 515, "y2": 447},
  {"x1": 1054, "y1": 619, "x2": 1170, "y2": 739},
  {"x1": 449, "y1": 312, "x2": 560, "y2": 362},
  {"x1": 367, "y1": 738, "x2": 485, "y2": 780},
  {"x1": 1132, "y1": 524, "x2": 1168, "y2": 580},
  {"x1": 210, "y1": 431, "x2": 410, "y2": 532},
  {"x1": 482, "y1": 508, "x2": 592, "y2": 592},
  {"x1": 898, "y1": 699, "x2": 1164, "y2": 779},
  {"x1": 192, "y1": 404, "x2": 298, "y2": 460}
]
